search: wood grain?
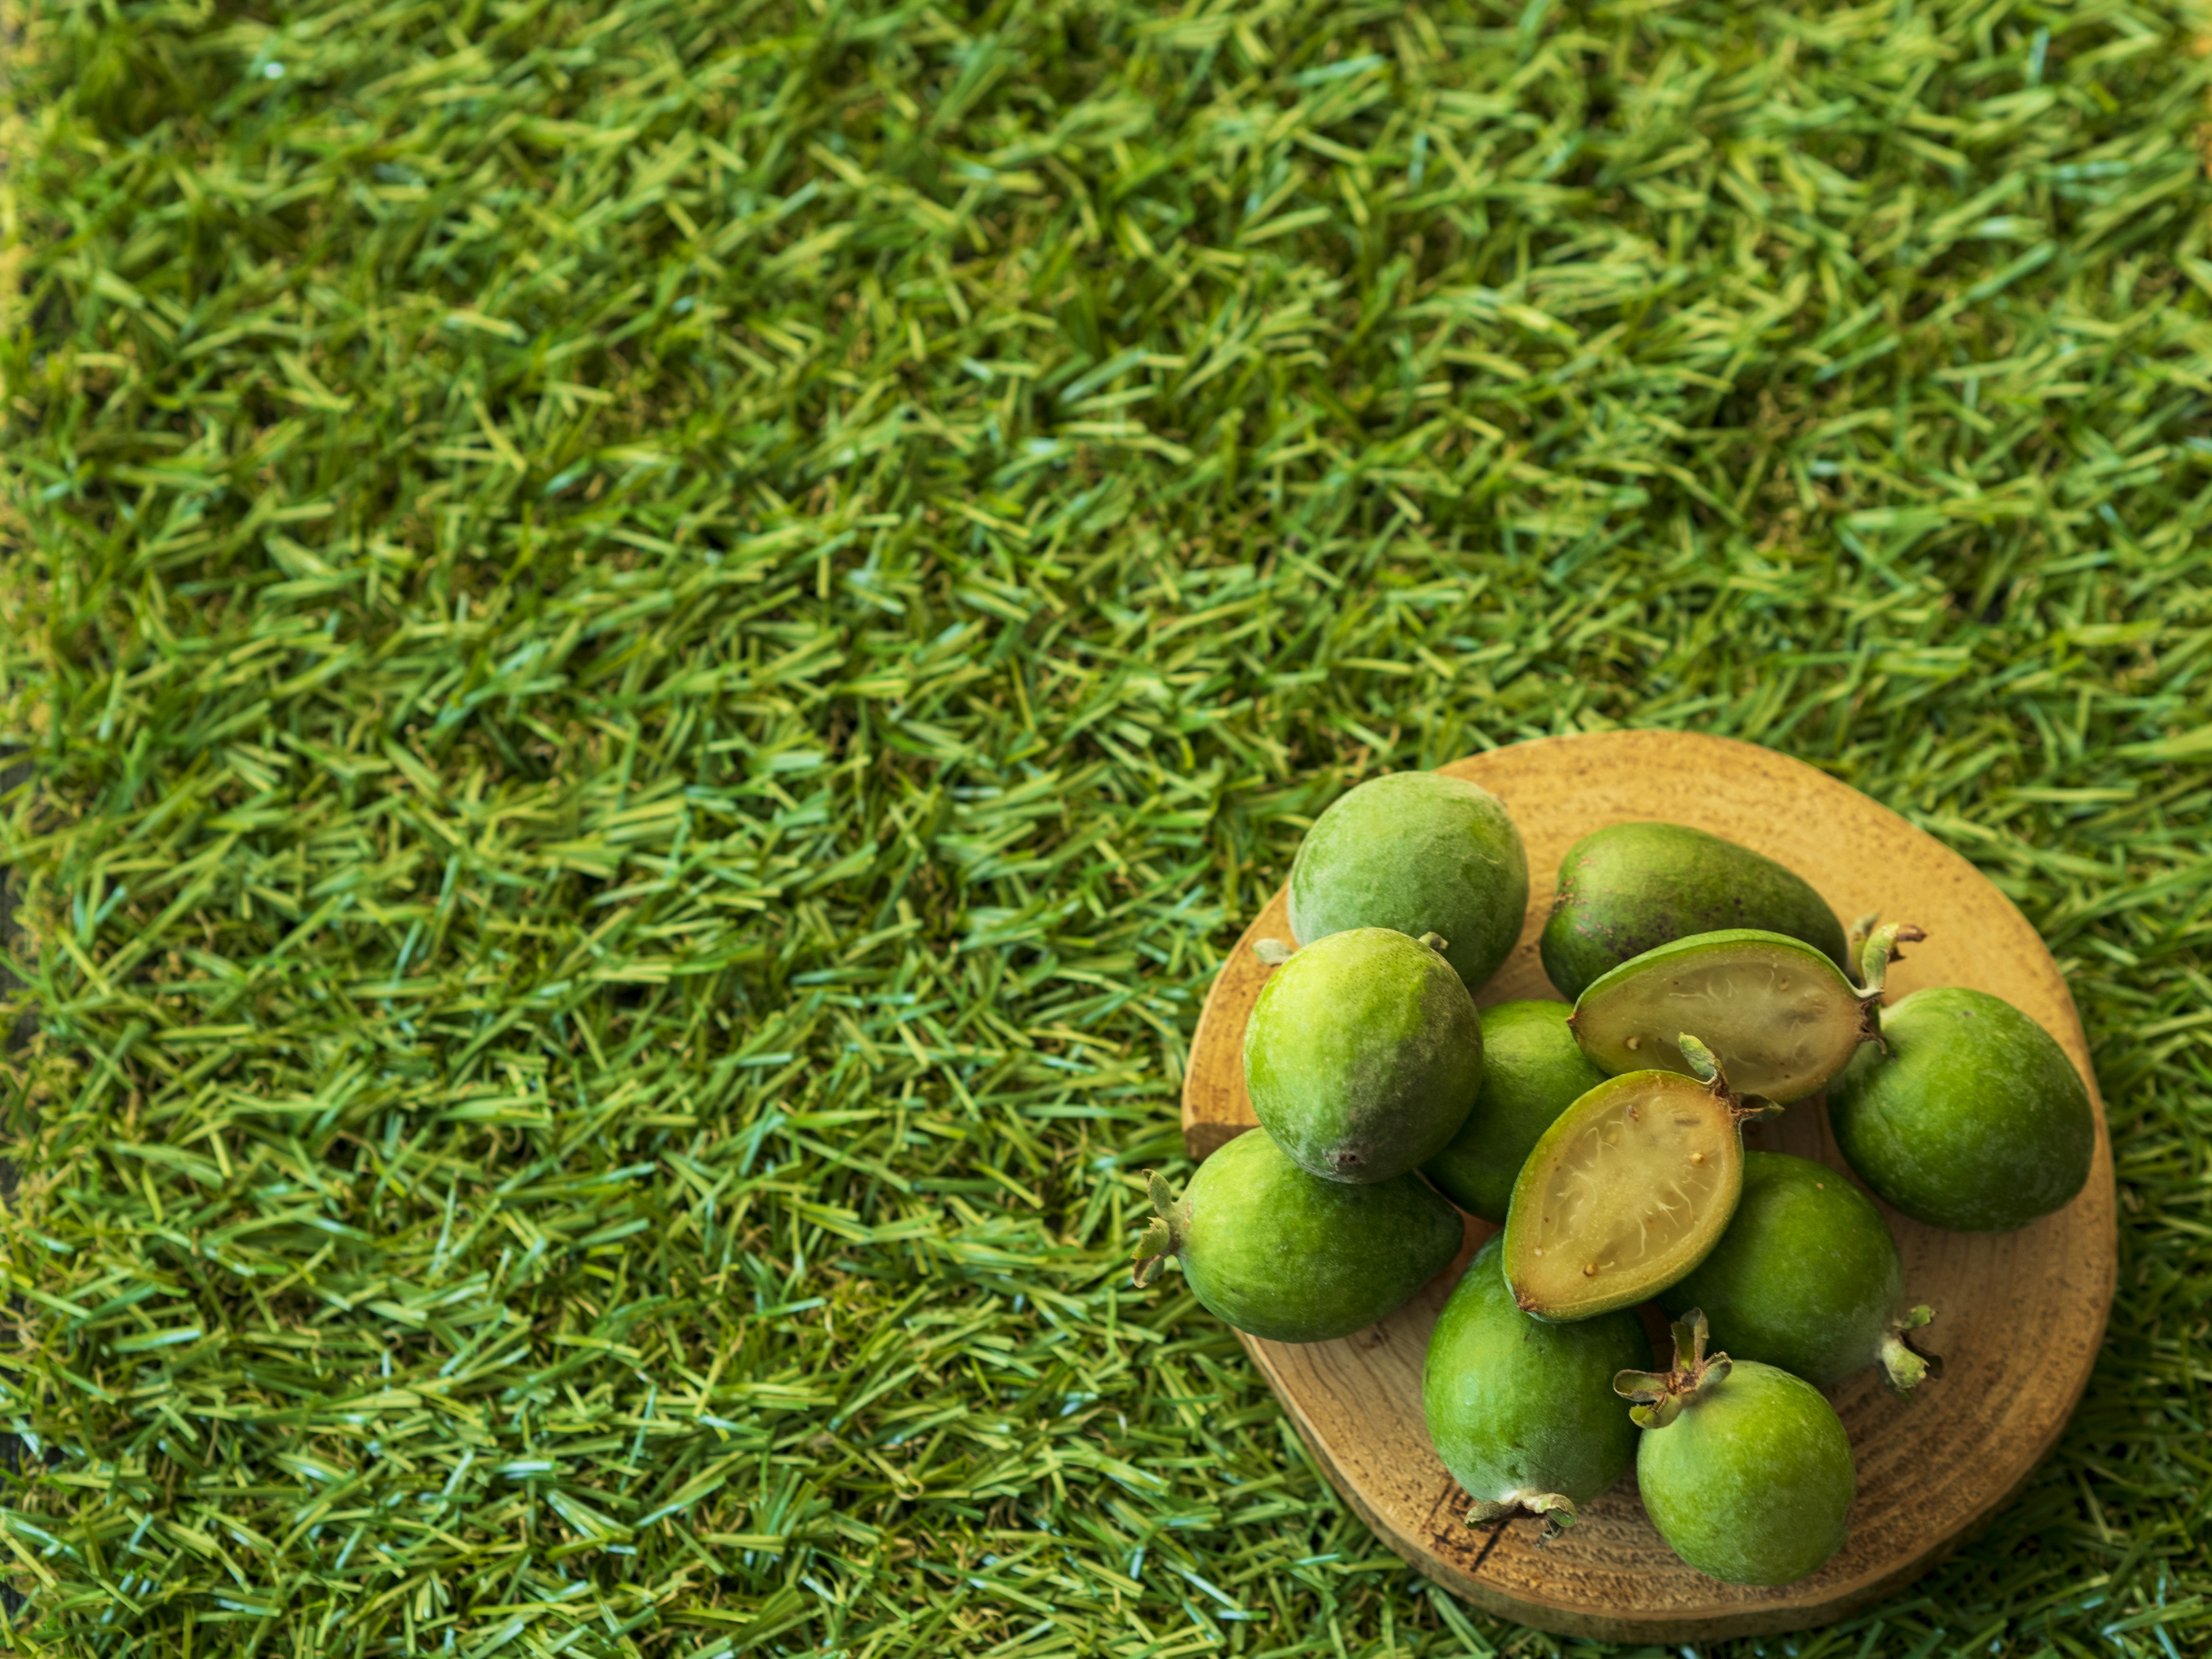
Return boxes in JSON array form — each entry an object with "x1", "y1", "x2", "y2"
[{"x1": 1179, "y1": 731, "x2": 2115, "y2": 1642}]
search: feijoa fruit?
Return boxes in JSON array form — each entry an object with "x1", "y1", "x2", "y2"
[
  {"x1": 1244, "y1": 927, "x2": 1483, "y2": 1183},
  {"x1": 1288, "y1": 771, "x2": 1528, "y2": 993},
  {"x1": 1132, "y1": 1131, "x2": 1461, "y2": 1343},
  {"x1": 1541, "y1": 822, "x2": 1849, "y2": 1000},
  {"x1": 1618, "y1": 1311, "x2": 1856, "y2": 1586},
  {"x1": 1423, "y1": 1000, "x2": 1606, "y2": 1224},
  {"x1": 1828, "y1": 985, "x2": 2094, "y2": 1232},
  {"x1": 1662, "y1": 1152, "x2": 1939, "y2": 1395},
  {"x1": 1423, "y1": 1234, "x2": 1650, "y2": 1536}
]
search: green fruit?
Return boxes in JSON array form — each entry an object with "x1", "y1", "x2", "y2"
[
  {"x1": 1619, "y1": 1312, "x2": 1855, "y2": 1586},
  {"x1": 1132, "y1": 1130, "x2": 1462, "y2": 1343},
  {"x1": 1662, "y1": 1153, "x2": 1940, "y2": 1395},
  {"x1": 1423, "y1": 1235, "x2": 1650, "y2": 1534},
  {"x1": 1245, "y1": 927, "x2": 1483, "y2": 1183},
  {"x1": 1571, "y1": 923, "x2": 1920, "y2": 1106},
  {"x1": 1502, "y1": 1036, "x2": 1761, "y2": 1321},
  {"x1": 1423, "y1": 1001, "x2": 1606, "y2": 1224},
  {"x1": 1288, "y1": 771, "x2": 1529, "y2": 993},
  {"x1": 1828, "y1": 986, "x2": 2095, "y2": 1232},
  {"x1": 1541, "y1": 823, "x2": 1849, "y2": 1001}
]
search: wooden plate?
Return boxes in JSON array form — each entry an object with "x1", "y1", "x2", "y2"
[{"x1": 1180, "y1": 732, "x2": 2115, "y2": 1643}]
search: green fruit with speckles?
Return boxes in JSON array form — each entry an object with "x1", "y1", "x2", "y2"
[
  {"x1": 1541, "y1": 823, "x2": 1849, "y2": 1001},
  {"x1": 1619, "y1": 1313, "x2": 1855, "y2": 1586},
  {"x1": 1132, "y1": 1130, "x2": 1462, "y2": 1343},
  {"x1": 1245, "y1": 927, "x2": 1484, "y2": 1183},
  {"x1": 1662, "y1": 1153, "x2": 1940, "y2": 1395},
  {"x1": 1289, "y1": 772, "x2": 1529, "y2": 993},
  {"x1": 1423, "y1": 1001, "x2": 1606, "y2": 1224},
  {"x1": 1422, "y1": 1235, "x2": 1650, "y2": 1534},
  {"x1": 1829, "y1": 986, "x2": 2094, "y2": 1232}
]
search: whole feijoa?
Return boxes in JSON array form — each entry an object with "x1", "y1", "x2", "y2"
[
  {"x1": 1423, "y1": 1001, "x2": 1606, "y2": 1224},
  {"x1": 1289, "y1": 771, "x2": 1528, "y2": 993},
  {"x1": 1828, "y1": 986, "x2": 2094, "y2": 1232},
  {"x1": 1541, "y1": 822, "x2": 1848, "y2": 1001},
  {"x1": 1619, "y1": 1313, "x2": 1855, "y2": 1586},
  {"x1": 1662, "y1": 1153, "x2": 1940, "y2": 1396},
  {"x1": 1423, "y1": 1235, "x2": 1650, "y2": 1534},
  {"x1": 1133, "y1": 1130, "x2": 1461, "y2": 1343},
  {"x1": 1245, "y1": 927, "x2": 1483, "y2": 1183}
]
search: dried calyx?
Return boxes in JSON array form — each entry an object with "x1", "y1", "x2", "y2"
[
  {"x1": 1615, "y1": 1308, "x2": 1732, "y2": 1430},
  {"x1": 1879, "y1": 1304, "x2": 1944, "y2": 1397},
  {"x1": 1467, "y1": 1489, "x2": 1582, "y2": 1543},
  {"x1": 1131, "y1": 1172, "x2": 1187, "y2": 1287},
  {"x1": 1677, "y1": 1032, "x2": 1779, "y2": 1124}
]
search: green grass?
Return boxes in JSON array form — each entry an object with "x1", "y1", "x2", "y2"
[{"x1": 3, "y1": 0, "x2": 2212, "y2": 1653}]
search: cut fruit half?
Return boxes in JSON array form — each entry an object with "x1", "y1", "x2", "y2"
[
  {"x1": 1569, "y1": 925, "x2": 1919, "y2": 1106},
  {"x1": 1503, "y1": 1037, "x2": 1762, "y2": 1322}
]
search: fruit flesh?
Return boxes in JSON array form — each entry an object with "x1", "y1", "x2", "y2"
[
  {"x1": 1571, "y1": 930, "x2": 1865, "y2": 1105},
  {"x1": 1423, "y1": 1001, "x2": 1607, "y2": 1224},
  {"x1": 1288, "y1": 771, "x2": 1529, "y2": 994},
  {"x1": 1830, "y1": 985, "x2": 2094, "y2": 1232},
  {"x1": 1634, "y1": 1358, "x2": 1855, "y2": 1586},
  {"x1": 1541, "y1": 821, "x2": 1849, "y2": 1001},
  {"x1": 1662, "y1": 1153, "x2": 1914, "y2": 1389},
  {"x1": 1502, "y1": 1071, "x2": 1742, "y2": 1320},
  {"x1": 1244, "y1": 927, "x2": 1483, "y2": 1184},
  {"x1": 1156, "y1": 1128, "x2": 1463, "y2": 1343},
  {"x1": 1423, "y1": 1236, "x2": 1650, "y2": 1528}
]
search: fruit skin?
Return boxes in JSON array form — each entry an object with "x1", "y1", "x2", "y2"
[
  {"x1": 1540, "y1": 822, "x2": 1848, "y2": 1001},
  {"x1": 1132, "y1": 1130, "x2": 1462, "y2": 1343},
  {"x1": 1423, "y1": 1001, "x2": 1607, "y2": 1224},
  {"x1": 1288, "y1": 771, "x2": 1529, "y2": 993},
  {"x1": 1245, "y1": 927, "x2": 1484, "y2": 1183},
  {"x1": 1620, "y1": 1315, "x2": 1855, "y2": 1586},
  {"x1": 1662, "y1": 1153, "x2": 1938, "y2": 1395},
  {"x1": 1829, "y1": 986, "x2": 2095, "y2": 1232},
  {"x1": 1422, "y1": 1236, "x2": 1650, "y2": 1531}
]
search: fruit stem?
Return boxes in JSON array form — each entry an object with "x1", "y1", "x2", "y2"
[
  {"x1": 1467, "y1": 1490, "x2": 1581, "y2": 1542},
  {"x1": 1677, "y1": 1033, "x2": 1781, "y2": 1122},
  {"x1": 1615, "y1": 1308, "x2": 1733, "y2": 1429},
  {"x1": 1131, "y1": 1171, "x2": 1187, "y2": 1287},
  {"x1": 1878, "y1": 1304, "x2": 1944, "y2": 1397}
]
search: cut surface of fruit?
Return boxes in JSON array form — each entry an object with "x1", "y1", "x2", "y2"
[
  {"x1": 1570, "y1": 929, "x2": 1868, "y2": 1105},
  {"x1": 1503, "y1": 1068, "x2": 1745, "y2": 1321}
]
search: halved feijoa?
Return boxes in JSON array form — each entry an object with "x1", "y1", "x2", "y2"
[
  {"x1": 1502, "y1": 1037, "x2": 1764, "y2": 1321},
  {"x1": 1132, "y1": 1130, "x2": 1462, "y2": 1343},
  {"x1": 1424, "y1": 1000, "x2": 1608, "y2": 1224},
  {"x1": 1244, "y1": 927, "x2": 1483, "y2": 1184},
  {"x1": 1570, "y1": 923, "x2": 1920, "y2": 1107},
  {"x1": 1541, "y1": 822, "x2": 1849, "y2": 1000}
]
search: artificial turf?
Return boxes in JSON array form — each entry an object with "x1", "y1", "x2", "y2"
[{"x1": 3, "y1": 0, "x2": 2212, "y2": 1653}]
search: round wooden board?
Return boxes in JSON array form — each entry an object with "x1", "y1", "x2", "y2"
[{"x1": 1179, "y1": 731, "x2": 2115, "y2": 1643}]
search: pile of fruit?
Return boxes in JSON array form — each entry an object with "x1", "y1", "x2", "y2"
[{"x1": 1134, "y1": 771, "x2": 2096, "y2": 1588}]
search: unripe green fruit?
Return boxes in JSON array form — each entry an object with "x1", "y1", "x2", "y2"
[
  {"x1": 1423, "y1": 1001, "x2": 1606, "y2": 1224},
  {"x1": 1619, "y1": 1313, "x2": 1855, "y2": 1586},
  {"x1": 1422, "y1": 1235, "x2": 1650, "y2": 1535},
  {"x1": 1663, "y1": 1153, "x2": 1939, "y2": 1395},
  {"x1": 1829, "y1": 986, "x2": 2095, "y2": 1232},
  {"x1": 1132, "y1": 1131, "x2": 1462, "y2": 1343},
  {"x1": 1244, "y1": 928, "x2": 1483, "y2": 1184},
  {"x1": 1541, "y1": 823, "x2": 1847, "y2": 1001},
  {"x1": 1289, "y1": 771, "x2": 1529, "y2": 994}
]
